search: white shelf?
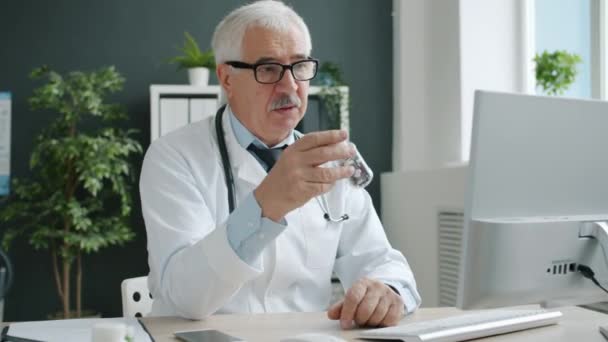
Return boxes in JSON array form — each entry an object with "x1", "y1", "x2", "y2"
[{"x1": 149, "y1": 84, "x2": 349, "y2": 142}]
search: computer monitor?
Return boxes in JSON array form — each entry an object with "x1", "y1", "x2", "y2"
[{"x1": 457, "y1": 90, "x2": 608, "y2": 309}]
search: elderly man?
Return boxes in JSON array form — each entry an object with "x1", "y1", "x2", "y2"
[{"x1": 140, "y1": 0, "x2": 420, "y2": 329}]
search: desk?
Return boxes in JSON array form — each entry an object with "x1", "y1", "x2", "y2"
[{"x1": 141, "y1": 306, "x2": 608, "y2": 342}]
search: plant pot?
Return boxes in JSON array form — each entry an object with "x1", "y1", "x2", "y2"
[{"x1": 188, "y1": 67, "x2": 210, "y2": 86}]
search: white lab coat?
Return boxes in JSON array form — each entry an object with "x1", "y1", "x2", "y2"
[{"x1": 140, "y1": 110, "x2": 421, "y2": 319}]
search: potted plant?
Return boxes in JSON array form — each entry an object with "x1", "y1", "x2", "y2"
[
  {"x1": 0, "y1": 66, "x2": 142, "y2": 318},
  {"x1": 168, "y1": 32, "x2": 216, "y2": 86},
  {"x1": 315, "y1": 61, "x2": 349, "y2": 130},
  {"x1": 534, "y1": 50, "x2": 583, "y2": 96}
]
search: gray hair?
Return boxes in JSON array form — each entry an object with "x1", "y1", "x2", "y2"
[{"x1": 212, "y1": 1, "x2": 312, "y2": 104}]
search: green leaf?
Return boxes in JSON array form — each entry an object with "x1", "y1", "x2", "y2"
[
  {"x1": 167, "y1": 32, "x2": 216, "y2": 70},
  {"x1": 314, "y1": 61, "x2": 349, "y2": 130},
  {"x1": 0, "y1": 65, "x2": 143, "y2": 268},
  {"x1": 534, "y1": 50, "x2": 583, "y2": 96}
]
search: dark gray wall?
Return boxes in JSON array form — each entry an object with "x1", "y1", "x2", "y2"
[{"x1": 0, "y1": 0, "x2": 393, "y2": 320}]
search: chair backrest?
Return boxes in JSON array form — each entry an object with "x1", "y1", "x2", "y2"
[{"x1": 121, "y1": 276, "x2": 153, "y2": 317}]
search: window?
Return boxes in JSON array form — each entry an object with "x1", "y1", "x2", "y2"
[{"x1": 533, "y1": 0, "x2": 605, "y2": 99}]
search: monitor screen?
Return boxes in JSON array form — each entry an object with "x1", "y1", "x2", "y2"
[{"x1": 457, "y1": 91, "x2": 608, "y2": 309}]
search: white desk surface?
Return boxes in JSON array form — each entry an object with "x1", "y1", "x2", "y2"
[{"x1": 140, "y1": 305, "x2": 608, "y2": 342}]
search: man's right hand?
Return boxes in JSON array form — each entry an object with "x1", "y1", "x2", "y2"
[{"x1": 254, "y1": 130, "x2": 356, "y2": 222}]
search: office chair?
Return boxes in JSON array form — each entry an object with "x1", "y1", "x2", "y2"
[{"x1": 121, "y1": 276, "x2": 153, "y2": 317}]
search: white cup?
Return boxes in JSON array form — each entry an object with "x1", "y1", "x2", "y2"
[{"x1": 92, "y1": 322, "x2": 127, "y2": 342}]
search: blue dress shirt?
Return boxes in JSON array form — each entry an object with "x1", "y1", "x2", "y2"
[{"x1": 225, "y1": 106, "x2": 292, "y2": 266}]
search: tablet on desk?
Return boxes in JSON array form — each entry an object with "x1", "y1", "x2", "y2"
[{"x1": 174, "y1": 329, "x2": 244, "y2": 342}]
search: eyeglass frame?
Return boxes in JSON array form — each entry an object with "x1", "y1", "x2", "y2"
[{"x1": 225, "y1": 58, "x2": 319, "y2": 84}]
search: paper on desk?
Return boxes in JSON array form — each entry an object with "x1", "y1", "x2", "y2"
[{"x1": 6, "y1": 317, "x2": 152, "y2": 342}]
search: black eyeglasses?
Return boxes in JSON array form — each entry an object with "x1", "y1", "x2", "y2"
[{"x1": 225, "y1": 59, "x2": 319, "y2": 84}]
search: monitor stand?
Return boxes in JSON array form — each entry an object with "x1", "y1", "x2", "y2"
[
  {"x1": 542, "y1": 293, "x2": 608, "y2": 308},
  {"x1": 579, "y1": 301, "x2": 608, "y2": 315}
]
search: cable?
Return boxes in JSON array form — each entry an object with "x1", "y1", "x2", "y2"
[
  {"x1": 576, "y1": 223, "x2": 608, "y2": 296},
  {"x1": 577, "y1": 264, "x2": 608, "y2": 294},
  {"x1": 579, "y1": 221, "x2": 608, "y2": 270}
]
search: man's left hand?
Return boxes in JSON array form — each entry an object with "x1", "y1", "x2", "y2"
[{"x1": 327, "y1": 277, "x2": 405, "y2": 329}]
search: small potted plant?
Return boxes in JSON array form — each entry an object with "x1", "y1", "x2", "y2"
[
  {"x1": 534, "y1": 50, "x2": 582, "y2": 96},
  {"x1": 316, "y1": 61, "x2": 349, "y2": 130},
  {"x1": 168, "y1": 32, "x2": 215, "y2": 86}
]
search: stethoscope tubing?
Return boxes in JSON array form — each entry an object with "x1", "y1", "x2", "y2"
[{"x1": 215, "y1": 105, "x2": 348, "y2": 222}]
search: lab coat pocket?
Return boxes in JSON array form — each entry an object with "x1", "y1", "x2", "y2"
[{"x1": 300, "y1": 206, "x2": 341, "y2": 269}]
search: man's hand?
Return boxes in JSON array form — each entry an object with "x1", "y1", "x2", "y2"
[
  {"x1": 327, "y1": 277, "x2": 405, "y2": 329},
  {"x1": 254, "y1": 130, "x2": 356, "y2": 222}
]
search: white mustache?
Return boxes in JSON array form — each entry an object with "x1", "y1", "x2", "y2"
[{"x1": 268, "y1": 94, "x2": 301, "y2": 111}]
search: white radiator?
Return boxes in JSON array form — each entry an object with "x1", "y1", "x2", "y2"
[{"x1": 437, "y1": 210, "x2": 464, "y2": 306}]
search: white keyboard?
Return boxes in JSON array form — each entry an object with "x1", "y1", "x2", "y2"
[{"x1": 358, "y1": 309, "x2": 562, "y2": 342}]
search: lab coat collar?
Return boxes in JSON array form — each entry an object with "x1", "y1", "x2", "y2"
[
  {"x1": 228, "y1": 105, "x2": 295, "y2": 150},
  {"x1": 220, "y1": 106, "x2": 267, "y2": 187}
]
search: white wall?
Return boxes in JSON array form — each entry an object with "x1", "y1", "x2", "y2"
[
  {"x1": 392, "y1": 0, "x2": 461, "y2": 171},
  {"x1": 387, "y1": 0, "x2": 533, "y2": 307},
  {"x1": 382, "y1": 166, "x2": 467, "y2": 307},
  {"x1": 392, "y1": 0, "x2": 531, "y2": 170},
  {"x1": 459, "y1": 0, "x2": 529, "y2": 160}
]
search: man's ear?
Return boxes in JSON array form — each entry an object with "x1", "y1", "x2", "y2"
[{"x1": 217, "y1": 64, "x2": 233, "y2": 98}]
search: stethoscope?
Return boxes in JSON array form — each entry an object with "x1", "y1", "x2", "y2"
[{"x1": 215, "y1": 105, "x2": 349, "y2": 222}]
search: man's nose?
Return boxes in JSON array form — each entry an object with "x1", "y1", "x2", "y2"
[{"x1": 275, "y1": 69, "x2": 298, "y2": 92}]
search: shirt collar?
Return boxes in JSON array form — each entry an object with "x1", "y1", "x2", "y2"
[{"x1": 227, "y1": 105, "x2": 295, "y2": 149}]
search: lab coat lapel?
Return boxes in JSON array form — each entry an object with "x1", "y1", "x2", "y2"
[{"x1": 220, "y1": 108, "x2": 267, "y2": 188}]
